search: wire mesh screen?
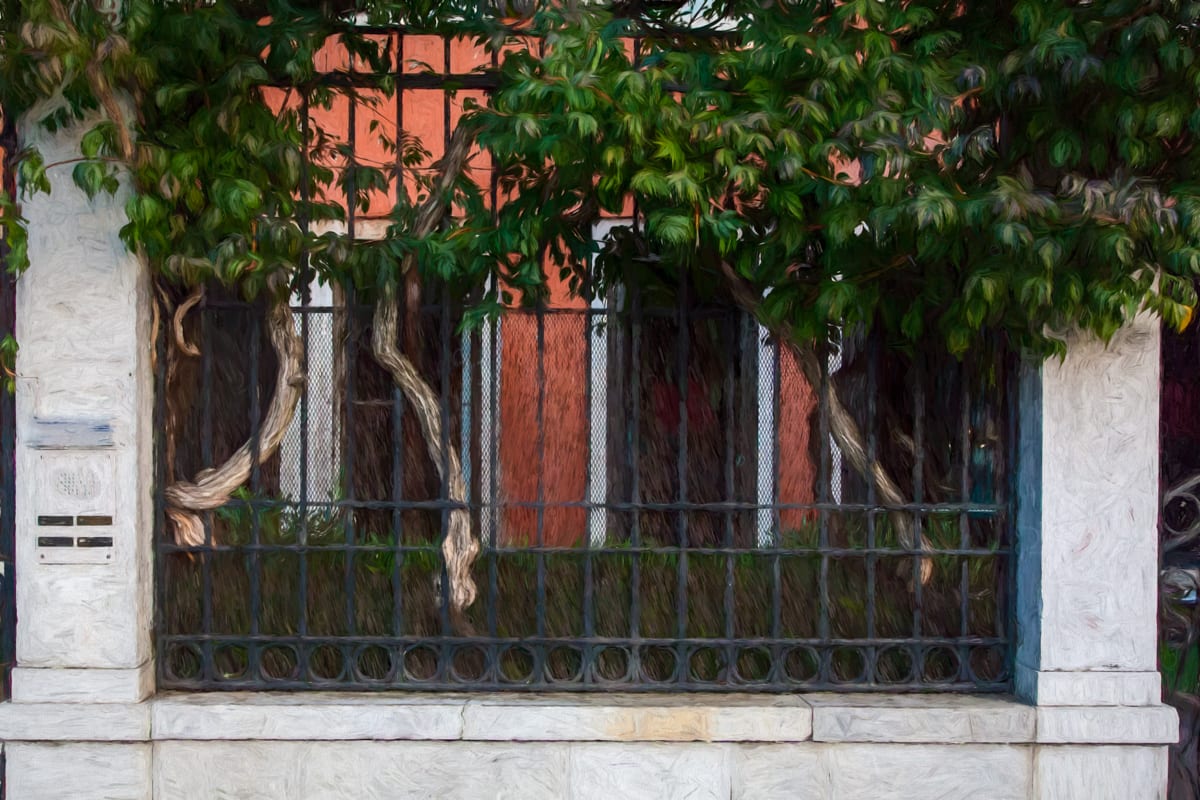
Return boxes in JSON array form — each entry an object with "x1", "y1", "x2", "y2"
[{"x1": 155, "y1": 285, "x2": 1015, "y2": 692}]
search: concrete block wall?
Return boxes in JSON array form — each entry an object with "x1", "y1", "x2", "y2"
[{"x1": 0, "y1": 114, "x2": 1178, "y2": 799}]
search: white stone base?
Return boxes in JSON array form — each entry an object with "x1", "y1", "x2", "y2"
[
  {"x1": 0, "y1": 693, "x2": 1176, "y2": 799},
  {"x1": 1035, "y1": 745, "x2": 1169, "y2": 800},
  {"x1": 1016, "y1": 665, "x2": 1164, "y2": 706},
  {"x1": 10, "y1": 663, "x2": 154, "y2": 703},
  {"x1": 6, "y1": 743, "x2": 152, "y2": 800}
]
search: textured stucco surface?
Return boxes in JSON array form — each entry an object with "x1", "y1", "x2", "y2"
[
  {"x1": 1035, "y1": 745, "x2": 1168, "y2": 800},
  {"x1": 1015, "y1": 667, "x2": 1163, "y2": 706},
  {"x1": 14, "y1": 109, "x2": 154, "y2": 685},
  {"x1": 150, "y1": 739, "x2": 1035, "y2": 800},
  {"x1": 154, "y1": 741, "x2": 573, "y2": 800},
  {"x1": 1016, "y1": 315, "x2": 1161, "y2": 701},
  {"x1": 6, "y1": 743, "x2": 152, "y2": 800},
  {"x1": 0, "y1": 693, "x2": 1175, "y2": 799},
  {"x1": 0, "y1": 691, "x2": 1176, "y2": 745},
  {"x1": 2, "y1": 736, "x2": 1172, "y2": 800}
]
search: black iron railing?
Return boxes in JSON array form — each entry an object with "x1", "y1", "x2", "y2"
[
  {"x1": 152, "y1": 29, "x2": 1014, "y2": 692},
  {"x1": 154, "y1": 284, "x2": 1015, "y2": 692}
]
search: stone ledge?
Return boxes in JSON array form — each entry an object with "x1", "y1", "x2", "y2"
[
  {"x1": 1036, "y1": 705, "x2": 1178, "y2": 744},
  {"x1": 0, "y1": 692, "x2": 1180, "y2": 746},
  {"x1": 152, "y1": 695, "x2": 464, "y2": 741},
  {"x1": 11, "y1": 665, "x2": 154, "y2": 704},
  {"x1": 151, "y1": 693, "x2": 812, "y2": 743},
  {"x1": 461, "y1": 693, "x2": 811, "y2": 742},
  {"x1": 807, "y1": 693, "x2": 1035, "y2": 743},
  {"x1": 0, "y1": 702, "x2": 150, "y2": 741},
  {"x1": 806, "y1": 695, "x2": 1176, "y2": 746},
  {"x1": 1015, "y1": 666, "x2": 1163, "y2": 706}
]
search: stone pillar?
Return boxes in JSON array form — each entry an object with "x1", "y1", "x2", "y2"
[
  {"x1": 1016, "y1": 314, "x2": 1172, "y2": 797},
  {"x1": 1016, "y1": 316, "x2": 1161, "y2": 704},
  {"x1": 9, "y1": 111, "x2": 154, "y2": 705}
]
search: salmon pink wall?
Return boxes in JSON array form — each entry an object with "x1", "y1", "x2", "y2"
[{"x1": 280, "y1": 36, "x2": 817, "y2": 546}]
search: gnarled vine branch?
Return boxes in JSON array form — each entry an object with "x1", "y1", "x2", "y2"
[
  {"x1": 42, "y1": 0, "x2": 136, "y2": 162},
  {"x1": 717, "y1": 261, "x2": 933, "y2": 584},
  {"x1": 163, "y1": 275, "x2": 305, "y2": 545},
  {"x1": 371, "y1": 123, "x2": 479, "y2": 612}
]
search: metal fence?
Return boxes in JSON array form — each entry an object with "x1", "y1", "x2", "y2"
[
  {"x1": 155, "y1": 282, "x2": 1015, "y2": 692},
  {"x1": 152, "y1": 28, "x2": 1014, "y2": 692}
]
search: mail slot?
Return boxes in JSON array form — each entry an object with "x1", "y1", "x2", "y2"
[
  {"x1": 76, "y1": 537, "x2": 113, "y2": 548},
  {"x1": 36, "y1": 536, "x2": 73, "y2": 547}
]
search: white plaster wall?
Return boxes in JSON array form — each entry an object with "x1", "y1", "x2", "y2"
[{"x1": 14, "y1": 108, "x2": 154, "y2": 674}]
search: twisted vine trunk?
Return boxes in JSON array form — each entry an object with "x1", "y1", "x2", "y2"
[
  {"x1": 370, "y1": 123, "x2": 479, "y2": 612},
  {"x1": 718, "y1": 262, "x2": 932, "y2": 584},
  {"x1": 164, "y1": 278, "x2": 305, "y2": 545},
  {"x1": 372, "y1": 286, "x2": 477, "y2": 611}
]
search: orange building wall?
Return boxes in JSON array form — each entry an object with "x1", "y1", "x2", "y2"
[{"x1": 281, "y1": 36, "x2": 816, "y2": 546}]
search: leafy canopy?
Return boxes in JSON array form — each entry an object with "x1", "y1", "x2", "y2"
[{"x1": 1, "y1": 0, "x2": 1199, "y2": 357}]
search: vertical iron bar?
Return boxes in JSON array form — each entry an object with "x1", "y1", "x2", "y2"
[
  {"x1": 200, "y1": 293, "x2": 214, "y2": 678},
  {"x1": 391, "y1": 31, "x2": 407, "y2": 645},
  {"x1": 583, "y1": 283, "x2": 595, "y2": 647},
  {"x1": 865, "y1": 336, "x2": 878, "y2": 683},
  {"x1": 911, "y1": 356, "x2": 926, "y2": 676},
  {"x1": 343, "y1": 80, "x2": 359, "y2": 642},
  {"x1": 959, "y1": 365, "x2": 972, "y2": 681},
  {"x1": 723, "y1": 312, "x2": 736, "y2": 674},
  {"x1": 438, "y1": 285, "x2": 453, "y2": 643},
  {"x1": 675, "y1": 271, "x2": 689, "y2": 661},
  {"x1": 297, "y1": 90, "x2": 311, "y2": 642},
  {"x1": 628, "y1": 280, "x2": 642, "y2": 649},
  {"x1": 487, "y1": 316, "x2": 500, "y2": 638},
  {"x1": 395, "y1": 32, "x2": 405, "y2": 205},
  {"x1": 248, "y1": 308, "x2": 263, "y2": 638},
  {"x1": 770, "y1": 327, "x2": 782, "y2": 648},
  {"x1": 438, "y1": 38, "x2": 454, "y2": 649},
  {"x1": 487, "y1": 315, "x2": 499, "y2": 637},
  {"x1": 535, "y1": 304, "x2": 547, "y2": 641},
  {"x1": 1003, "y1": 352, "x2": 1018, "y2": 683},
  {"x1": 817, "y1": 340, "x2": 832, "y2": 681},
  {"x1": 487, "y1": 43, "x2": 501, "y2": 650},
  {"x1": 628, "y1": 43, "x2": 643, "y2": 683},
  {"x1": 390, "y1": 304, "x2": 405, "y2": 640}
]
